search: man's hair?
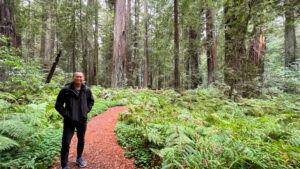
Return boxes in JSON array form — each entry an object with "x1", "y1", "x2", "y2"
[{"x1": 73, "y1": 72, "x2": 84, "y2": 77}]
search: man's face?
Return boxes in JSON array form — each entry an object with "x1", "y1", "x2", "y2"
[{"x1": 73, "y1": 72, "x2": 84, "y2": 85}]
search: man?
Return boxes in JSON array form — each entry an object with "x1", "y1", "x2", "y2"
[{"x1": 55, "y1": 72, "x2": 94, "y2": 169}]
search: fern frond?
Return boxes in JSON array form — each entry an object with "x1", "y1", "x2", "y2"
[
  {"x1": 0, "y1": 134, "x2": 19, "y2": 151},
  {"x1": 145, "y1": 127, "x2": 164, "y2": 146},
  {"x1": 0, "y1": 119, "x2": 33, "y2": 140},
  {"x1": 0, "y1": 91, "x2": 17, "y2": 103}
]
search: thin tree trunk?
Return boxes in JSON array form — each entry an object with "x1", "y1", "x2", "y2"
[
  {"x1": 133, "y1": 0, "x2": 140, "y2": 88},
  {"x1": 46, "y1": 50, "x2": 62, "y2": 83},
  {"x1": 143, "y1": 0, "x2": 148, "y2": 88},
  {"x1": 206, "y1": 6, "x2": 217, "y2": 85},
  {"x1": 80, "y1": 0, "x2": 88, "y2": 77},
  {"x1": 25, "y1": 0, "x2": 31, "y2": 60},
  {"x1": 93, "y1": 0, "x2": 99, "y2": 85},
  {"x1": 111, "y1": 0, "x2": 126, "y2": 88},
  {"x1": 40, "y1": 9, "x2": 47, "y2": 64},
  {"x1": 185, "y1": 43, "x2": 190, "y2": 90},
  {"x1": 49, "y1": 1, "x2": 56, "y2": 59},
  {"x1": 126, "y1": 0, "x2": 133, "y2": 87},
  {"x1": 174, "y1": 0, "x2": 180, "y2": 91},
  {"x1": 72, "y1": 7, "x2": 76, "y2": 72}
]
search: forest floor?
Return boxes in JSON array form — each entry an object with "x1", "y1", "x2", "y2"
[{"x1": 51, "y1": 106, "x2": 135, "y2": 169}]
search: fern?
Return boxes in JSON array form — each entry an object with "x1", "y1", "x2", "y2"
[
  {"x1": 145, "y1": 127, "x2": 164, "y2": 146},
  {"x1": 0, "y1": 134, "x2": 19, "y2": 151},
  {"x1": 0, "y1": 119, "x2": 33, "y2": 140},
  {"x1": 0, "y1": 91, "x2": 17, "y2": 103}
]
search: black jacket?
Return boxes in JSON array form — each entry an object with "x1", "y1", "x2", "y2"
[{"x1": 55, "y1": 83, "x2": 94, "y2": 121}]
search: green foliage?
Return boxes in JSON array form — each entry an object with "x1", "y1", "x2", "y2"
[
  {"x1": 0, "y1": 135, "x2": 19, "y2": 152},
  {"x1": 114, "y1": 88, "x2": 300, "y2": 168},
  {"x1": 0, "y1": 129, "x2": 62, "y2": 169},
  {"x1": 0, "y1": 83, "x2": 126, "y2": 168}
]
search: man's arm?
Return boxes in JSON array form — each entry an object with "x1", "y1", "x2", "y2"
[
  {"x1": 87, "y1": 89, "x2": 94, "y2": 113},
  {"x1": 55, "y1": 89, "x2": 66, "y2": 117}
]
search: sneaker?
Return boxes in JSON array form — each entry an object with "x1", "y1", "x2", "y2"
[{"x1": 76, "y1": 157, "x2": 87, "y2": 168}]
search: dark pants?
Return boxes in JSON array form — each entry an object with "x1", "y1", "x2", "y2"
[{"x1": 61, "y1": 118, "x2": 87, "y2": 168}]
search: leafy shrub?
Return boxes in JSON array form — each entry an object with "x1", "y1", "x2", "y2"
[{"x1": 114, "y1": 88, "x2": 300, "y2": 168}]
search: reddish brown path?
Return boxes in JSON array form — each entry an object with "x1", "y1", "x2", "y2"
[{"x1": 51, "y1": 106, "x2": 135, "y2": 169}]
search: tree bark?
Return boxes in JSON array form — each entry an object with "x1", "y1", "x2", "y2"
[
  {"x1": 133, "y1": 0, "x2": 140, "y2": 88},
  {"x1": 111, "y1": 0, "x2": 127, "y2": 88},
  {"x1": 185, "y1": 44, "x2": 190, "y2": 90},
  {"x1": 143, "y1": 0, "x2": 148, "y2": 88},
  {"x1": 49, "y1": 0, "x2": 56, "y2": 60},
  {"x1": 174, "y1": 0, "x2": 180, "y2": 91},
  {"x1": 284, "y1": 0, "x2": 297, "y2": 67},
  {"x1": 224, "y1": 0, "x2": 253, "y2": 97},
  {"x1": 248, "y1": 27, "x2": 266, "y2": 79},
  {"x1": 40, "y1": 8, "x2": 47, "y2": 65},
  {"x1": 93, "y1": 0, "x2": 99, "y2": 85},
  {"x1": 45, "y1": 50, "x2": 62, "y2": 83},
  {"x1": 80, "y1": 0, "x2": 88, "y2": 77},
  {"x1": 0, "y1": 0, "x2": 21, "y2": 48},
  {"x1": 126, "y1": 0, "x2": 134, "y2": 87},
  {"x1": 25, "y1": 0, "x2": 33, "y2": 60},
  {"x1": 206, "y1": 6, "x2": 217, "y2": 85},
  {"x1": 188, "y1": 26, "x2": 201, "y2": 89},
  {"x1": 72, "y1": 7, "x2": 76, "y2": 73}
]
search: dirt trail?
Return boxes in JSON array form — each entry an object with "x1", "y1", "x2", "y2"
[{"x1": 51, "y1": 106, "x2": 135, "y2": 169}]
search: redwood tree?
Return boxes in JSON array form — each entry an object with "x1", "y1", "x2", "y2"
[
  {"x1": 284, "y1": 0, "x2": 297, "y2": 68},
  {"x1": 206, "y1": 6, "x2": 217, "y2": 85},
  {"x1": 143, "y1": 0, "x2": 148, "y2": 88},
  {"x1": 0, "y1": 0, "x2": 21, "y2": 48},
  {"x1": 111, "y1": 0, "x2": 127, "y2": 88},
  {"x1": 174, "y1": 0, "x2": 180, "y2": 91},
  {"x1": 188, "y1": 26, "x2": 201, "y2": 89},
  {"x1": 224, "y1": 0, "x2": 254, "y2": 96}
]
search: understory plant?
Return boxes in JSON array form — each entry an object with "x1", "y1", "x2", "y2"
[{"x1": 114, "y1": 88, "x2": 300, "y2": 168}]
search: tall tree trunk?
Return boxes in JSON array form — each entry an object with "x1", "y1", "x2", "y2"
[
  {"x1": 0, "y1": 0, "x2": 21, "y2": 48},
  {"x1": 87, "y1": 0, "x2": 95, "y2": 85},
  {"x1": 206, "y1": 6, "x2": 217, "y2": 85},
  {"x1": 40, "y1": 8, "x2": 52, "y2": 71},
  {"x1": 72, "y1": 7, "x2": 76, "y2": 72},
  {"x1": 111, "y1": 0, "x2": 126, "y2": 88},
  {"x1": 174, "y1": 0, "x2": 180, "y2": 91},
  {"x1": 40, "y1": 9, "x2": 47, "y2": 64},
  {"x1": 93, "y1": 0, "x2": 99, "y2": 85},
  {"x1": 133, "y1": 0, "x2": 140, "y2": 88},
  {"x1": 284, "y1": 0, "x2": 297, "y2": 67},
  {"x1": 25, "y1": 0, "x2": 32, "y2": 60},
  {"x1": 126, "y1": 0, "x2": 134, "y2": 87},
  {"x1": 80, "y1": 0, "x2": 88, "y2": 77},
  {"x1": 188, "y1": 26, "x2": 201, "y2": 89},
  {"x1": 49, "y1": 0, "x2": 56, "y2": 60},
  {"x1": 143, "y1": 0, "x2": 148, "y2": 88},
  {"x1": 40, "y1": 1, "x2": 53, "y2": 71},
  {"x1": 224, "y1": 0, "x2": 253, "y2": 97}
]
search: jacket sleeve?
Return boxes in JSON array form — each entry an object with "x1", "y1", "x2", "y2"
[
  {"x1": 87, "y1": 88, "x2": 95, "y2": 113},
  {"x1": 55, "y1": 89, "x2": 66, "y2": 117}
]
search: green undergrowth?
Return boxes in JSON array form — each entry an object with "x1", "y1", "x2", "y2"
[
  {"x1": 113, "y1": 88, "x2": 300, "y2": 168},
  {"x1": 0, "y1": 85, "x2": 124, "y2": 168}
]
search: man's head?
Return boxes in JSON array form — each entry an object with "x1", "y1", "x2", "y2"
[{"x1": 73, "y1": 72, "x2": 85, "y2": 85}]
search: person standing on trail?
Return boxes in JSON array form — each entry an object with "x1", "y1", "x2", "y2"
[{"x1": 55, "y1": 72, "x2": 94, "y2": 169}]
